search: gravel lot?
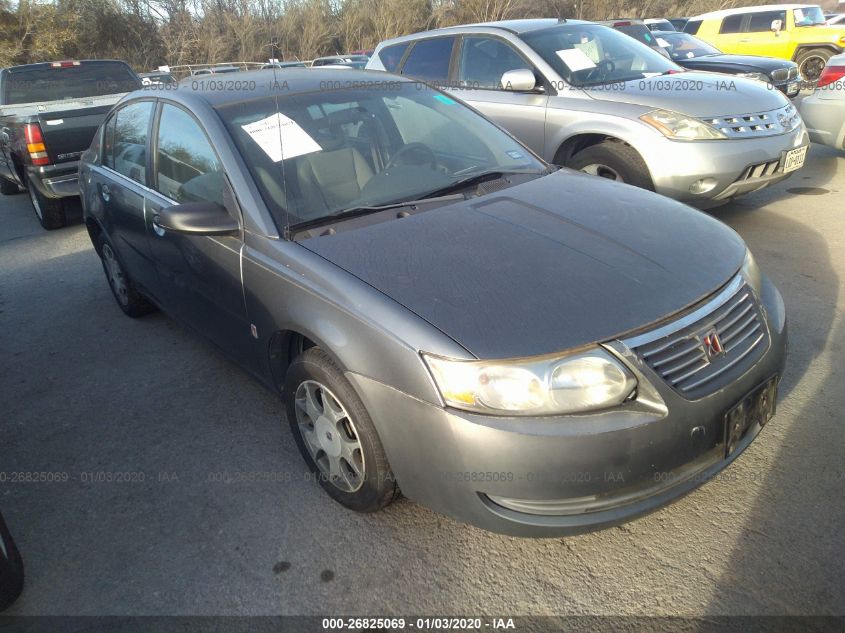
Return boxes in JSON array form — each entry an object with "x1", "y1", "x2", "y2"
[{"x1": 1, "y1": 145, "x2": 843, "y2": 618}]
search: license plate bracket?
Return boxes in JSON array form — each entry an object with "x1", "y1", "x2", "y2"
[
  {"x1": 782, "y1": 145, "x2": 808, "y2": 173},
  {"x1": 724, "y1": 376, "x2": 778, "y2": 457}
]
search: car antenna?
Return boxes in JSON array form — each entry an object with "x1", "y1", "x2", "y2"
[{"x1": 267, "y1": 38, "x2": 292, "y2": 240}]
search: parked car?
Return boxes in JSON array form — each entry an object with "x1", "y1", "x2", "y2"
[
  {"x1": 139, "y1": 71, "x2": 176, "y2": 86},
  {"x1": 653, "y1": 30, "x2": 802, "y2": 96},
  {"x1": 80, "y1": 69, "x2": 787, "y2": 537},
  {"x1": 0, "y1": 59, "x2": 141, "y2": 229},
  {"x1": 191, "y1": 66, "x2": 241, "y2": 75},
  {"x1": 798, "y1": 52, "x2": 845, "y2": 149},
  {"x1": 311, "y1": 55, "x2": 370, "y2": 68},
  {"x1": 684, "y1": 4, "x2": 845, "y2": 82},
  {"x1": 262, "y1": 61, "x2": 308, "y2": 69},
  {"x1": 597, "y1": 19, "x2": 672, "y2": 57},
  {"x1": 367, "y1": 19, "x2": 809, "y2": 206},
  {"x1": 0, "y1": 512, "x2": 24, "y2": 611},
  {"x1": 644, "y1": 18, "x2": 677, "y2": 31}
]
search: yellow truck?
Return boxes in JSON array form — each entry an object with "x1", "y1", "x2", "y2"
[{"x1": 684, "y1": 4, "x2": 845, "y2": 81}]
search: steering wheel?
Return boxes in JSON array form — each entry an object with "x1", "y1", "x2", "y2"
[
  {"x1": 583, "y1": 59, "x2": 616, "y2": 83},
  {"x1": 385, "y1": 142, "x2": 437, "y2": 171}
]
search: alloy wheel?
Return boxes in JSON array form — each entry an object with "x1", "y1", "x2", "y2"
[
  {"x1": 294, "y1": 380, "x2": 365, "y2": 492},
  {"x1": 101, "y1": 243, "x2": 129, "y2": 307},
  {"x1": 800, "y1": 55, "x2": 826, "y2": 82}
]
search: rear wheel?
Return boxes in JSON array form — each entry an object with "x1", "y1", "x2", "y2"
[
  {"x1": 0, "y1": 513, "x2": 24, "y2": 612},
  {"x1": 285, "y1": 347, "x2": 398, "y2": 512},
  {"x1": 26, "y1": 175, "x2": 66, "y2": 230},
  {"x1": 0, "y1": 178, "x2": 20, "y2": 195},
  {"x1": 97, "y1": 233, "x2": 156, "y2": 317},
  {"x1": 566, "y1": 141, "x2": 654, "y2": 191},
  {"x1": 796, "y1": 48, "x2": 833, "y2": 83}
]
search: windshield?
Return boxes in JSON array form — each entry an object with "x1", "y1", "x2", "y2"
[
  {"x1": 521, "y1": 24, "x2": 680, "y2": 87},
  {"x1": 3, "y1": 61, "x2": 141, "y2": 104},
  {"x1": 793, "y1": 6, "x2": 826, "y2": 25},
  {"x1": 216, "y1": 83, "x2": 545, "y2": 228},
  {"x1": 656, "y1": 32, "x2": 722, "y2": 60}
]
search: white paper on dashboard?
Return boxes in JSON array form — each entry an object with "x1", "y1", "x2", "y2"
[
  {"x1": 556, "y1": 48, "x2": 596, "y2": 72},
  {"x1": 656, "y1": 38, "x2": 670, "y2": 48},
  {"x1": 241, "y1": 113, "x2": 321, "y2": 162}
]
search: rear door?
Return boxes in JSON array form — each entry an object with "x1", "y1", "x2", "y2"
[
  {"x1": 95, "y1": 99, "x2": 161, "y2": 299},
  {"x1": 145, "y1": 102, "x2": 250, "y2": 364},
  {"x1": 451, "y1": 35, "x2": 549, "y2": 157}
]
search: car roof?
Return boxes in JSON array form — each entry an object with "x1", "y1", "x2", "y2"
[
  {"x1": 693, "y1": 4, "x2": 816, "y2": 20},
  {"x1": 159, "y1": 68, "x2": 415, "y2": 109}
]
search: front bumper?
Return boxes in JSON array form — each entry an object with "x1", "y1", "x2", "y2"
[
  {"x1": 25, "y1": 161, "x2": 80, "y2": 199},
  {"x1": 644, "y1": 125, "x2": 809, "y2": 206},
  {"x1": 799, "y1": 92, "x2": 845, "y2": 150},
  {"x1": 348, "y1": 276, "x2": 787, "y2": 537}
]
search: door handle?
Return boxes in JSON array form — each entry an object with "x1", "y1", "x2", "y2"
[{"x1": 101, "y1": 183, "x2": 110, "y2": 202}]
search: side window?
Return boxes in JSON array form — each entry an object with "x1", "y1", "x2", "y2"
[
  {"x1": 748, "y1": 10, "x2": 786, "y2": 32},
  {"x1": 719, "y1": 14, "x2": 745, "y2": 34},
  {"x1": 458, "y1": 37, "x2": 531, "y2": 89},
  {"x1": 400, "y1": 37, "x2": 456, "y2": 82},
  {"x1": 155, "y1": 104, "x2": 224, "y2": 206},
  {"x1": 102, "y1": 114, "x2": 116, "y2": 169},
  {"x1": 112, "y1": 101, "x2": 154, "y2": 184},
  {"x1": 378, "y1": 42, "x2": 410, "y2": 73}
]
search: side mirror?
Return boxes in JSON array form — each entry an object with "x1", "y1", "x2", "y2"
[
  {"x1": 153, "y1": 202, "x2": 239, "y2": 236},
  {"x1": 771, "y1": 19, "x2": 783, "y2": 33},
  {"x1": 500, "y1": 68, "x2": 539, "y2": 92}
]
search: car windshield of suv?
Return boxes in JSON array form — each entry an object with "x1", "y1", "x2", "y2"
[
  {"x1": 217, "y1": 83, "x2": 546, "y2": 228},
  {"x1": 656, "y1": 32, "x2": 722, "y2": 60},
  {"x1": 521, "y1": 24, "x2": 679, "y2": 87},
  {"x1": 3, "y1": 61, "x2": 140, "y2": 104},
  {"x1": 793, "y1": 6, "x2": 827, "y2": 25}
]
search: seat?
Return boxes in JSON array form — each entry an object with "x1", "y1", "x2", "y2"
[{"x1": 295, "y1": 145, "x2": 374, "y2": 219}]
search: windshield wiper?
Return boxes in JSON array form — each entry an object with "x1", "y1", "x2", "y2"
[
  {"x1": 418, "y1": 169, "x2": 546, "y2": 200},
  {"x1": 289, "y1": 193, "x2": 467, "y2": 232}
]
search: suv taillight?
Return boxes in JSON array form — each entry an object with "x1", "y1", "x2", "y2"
[
  {"x1": 23, "y1": 123, "x2": 50, "y2": 166},
  {"x1": 817, "y1": 65, "x2": 845, "y2": 88}
]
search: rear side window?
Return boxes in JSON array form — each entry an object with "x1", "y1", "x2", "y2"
[
  {"x1": 748, "y1": 10, "x2": 786, "y2": 32},
  {"x1": 111, "y1": 101, "x2": 154, "y2": 184},
  {"x1": 2, "y1": 62, "x2": 141, "y2": 105},
  {"x1": 155, "y1": 104, "x2": 224, "y2": 206},
  {"x1": 719, "y1": 14, "x2": 745, "y2": 34},
  {"x1": 683, "y1": 20, "x2": 702, "y2": 35},
  {"x1": 401, "y1": 37, "x2": 456, "y2": 82},
  {"x1": 378, "y1": 42, "x2": 410, "y2": 73}
]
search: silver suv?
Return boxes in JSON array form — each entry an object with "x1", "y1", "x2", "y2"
[{"x1": 367, "y1": 19, "x2": 809, "y2": 205}]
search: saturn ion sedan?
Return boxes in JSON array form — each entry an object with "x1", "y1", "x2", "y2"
[{"x1": 79, "y1": 69, "x2": 787, "y2": 536}]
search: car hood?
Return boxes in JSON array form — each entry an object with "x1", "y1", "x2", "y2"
[
  {"x1": 301, "y1": 171, "x2": 746, "y2": 359},
  {"x1": 678, "y1": 54, "x2": 795, "y2": 74},
  {"x1": 584, "y1": 71, "x2": 787, "y2": 117}
]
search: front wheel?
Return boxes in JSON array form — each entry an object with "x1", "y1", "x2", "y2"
[
  {"x1": 97, "y1": 233, "x2": 156, "y2": 318},
  {"x1": 0, "y1": 513, "x2": 24, "y2": 612},
  {"x1": 285, "y1": 347, "x2": 398, "y2": 512},
  {"x1": 796, "y1": 48, "x2": 833, "y2": 83},
  {"x1": 26, "y1": 175, "x2": 66, "y2": 230},
  {"x1": 565, "y1": 141, "x2": 654, "y2": 191}
]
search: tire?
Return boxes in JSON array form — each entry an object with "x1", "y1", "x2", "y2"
[
  {"x1": 0, "y1": 178, "x2": 20, "y2": 195},
  {"x1": 796, "y1": 48, "x2": 833, "y2": 83},
  {"x1": 284, "y1": 347, "x2": 399, "y2": 512},
  {"x1": 0, "y1": 513, "x2": 24, "y2": 612},
  {"x1": 96, "y1": 233, "x2": 156, "y2": 318},
  {"x1": 26, "y1": 175, "x2": 66, "y2": 230},
  {"x1": 565, "y1": 141, "x2": 654, "y2": 191}
]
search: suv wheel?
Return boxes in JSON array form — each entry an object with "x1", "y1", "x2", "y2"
[
  {"x1": 796, "y1": 48, "x2": 833, "y2": 83},
  {"x1": 284, "y1": 347, "x2": 399, "y2": 512},
  {"x1": 566, "y1": 141, "x2": 654, "y2": 191},
  {"x1": 26, "y1": 175, "x2": 66, "y2": 230},
  {"x1": 97, "y1": 233, "x2": 156, "y2": 317},
  {"x1": 0, "y1": 513, "x2": 24, "y2": 612}
]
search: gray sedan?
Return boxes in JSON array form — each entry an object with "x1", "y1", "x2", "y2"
[{"x1": 80, "y1": 69, "x2": 787, "y2": 536}]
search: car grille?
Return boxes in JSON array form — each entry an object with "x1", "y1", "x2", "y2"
[
  {"x1": 770, "y1": 67, "x2": 799, "y2": 82},
  {"x1": 702, "y1": 103, "x2": 801, "y2": 139},
  {"x1": 625, "y1": 279, "x2": 769, "y2": 399}
]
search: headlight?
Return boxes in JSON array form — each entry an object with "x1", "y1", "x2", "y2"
[
  {"x1": 640, "y1": 109, "x2": 727, "y2": 140},
  {"x1": 741, "y1": 248, "x2": 763, "y2": 295},
  {"x1": 737, "y1": 72, "x2": 771, "y2": 83},
  {"x1": 423, "y1": 348, "x2": 637, "y2": 416}
]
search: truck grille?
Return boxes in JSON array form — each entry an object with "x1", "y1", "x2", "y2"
[
  {"x1": 702, "y1": 103, "x2": 800, "y2": 139},
  {"x1": 626, "y1": 280, "x2": 769, "y2": 399}
]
